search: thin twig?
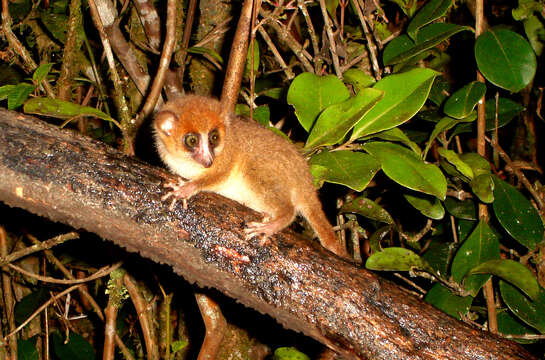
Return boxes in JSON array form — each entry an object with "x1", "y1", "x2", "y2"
[
  {"x1": 485, "y1": 136, "x2": 544, "y2": 210},
  {"x1": 318, "y1": 0, "x2": 342, "y2": 79},
  {"x1": 3, "y1": 285, "x2": 84, "y2": 341},
  {"x1": 340, "y1": 50, "x2": 369, "y2": 73},
  {"x1": 393, "y1": 273, "x2": 426, "y2": 297},
  {"x1": 124, "y1": 274, "x2": 158, "y2": 359},
  {"x1": 500, "y1": 333, "x2": 545, "y2": 340},
  {"x1": 103, "y1": 273, "x2": 123, "y2": 360},
  {"x1": 193, "y1": 17, "x2": 233, "y2": 48},
  {"x1": 27, "y1": 235, "x2": 134, "y2": 360},
  {"x1": 137, "y1": 0, "x2": 177, "y2": 121},
  {"x1": 57, "y1": 0, "x2": 83, "y2": 100},
  {"x1": 220, "y1": 0, "x2": 254, "y2": 115},
  {"x1": 352, "y1": 0, "x2": 381, "y2": 79},
  {"x1": 249, "y1": 0, "x2": 263, "y2": 120},
  {"x1": 450, "y1": 215, "x2": 459, "y2": 243},
  {"x1": 87, "y1": 0, "x2": 132, "y2": 153},
  {"x1": 257, "y1": 27, "x2": 294, "y2": 79},
  {"x1": 177, "y1": 0, "x2": 198, "y2": 83},
  {"x1": 0, "y1": 0, "x2": 55, "y2": 97},
  {"x1": 399, "y1": 219, "x2": 433, "y2": 243},
  {"x1": 133, "y1": 0, "x2": 161, "y2": 50},
  {"x1": 475, "y1": 0, "x2": 497, "y2": 334},
  {"x1": 0, "y1": 232, "x2": 79, "y2": 266},
  {"x1": 7, "y1": 262, "x2": 122, "y2": 284},
  {"x1": 195, "y1": 293, "x2": 228, "y2": 359},
  {"x1": 1, "y1": 227, "x2": 17, "y2": 359},
  {"x1": 261, "y1": 9, "x2": 314, "y2": 73},
  {"x1": 297, "y1": 0, "x2": 320, "y2": 73}
]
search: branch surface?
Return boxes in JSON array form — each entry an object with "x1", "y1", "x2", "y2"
[{"x1": 0, "y1": 109, "x2": 535, "y2": 360}]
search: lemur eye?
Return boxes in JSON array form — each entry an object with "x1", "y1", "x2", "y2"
[
  {"x1": 184, "y1": 133, "x2": 199, "y2": 149},
  {"x1": 209, "y1": 129, "x2": 220, "y2": 147}
]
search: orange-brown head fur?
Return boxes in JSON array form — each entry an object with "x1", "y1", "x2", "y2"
[{"x1": 154, "y1": 96, "x2": 227, "y2": 180}]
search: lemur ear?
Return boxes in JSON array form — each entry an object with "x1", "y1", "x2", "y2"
[{"x1": 155, "y1": 110, "x2": 178, "y2": 136}]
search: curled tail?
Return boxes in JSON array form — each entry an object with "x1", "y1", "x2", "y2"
[{"x1": 299, "y1": 194, "x2": 349, "y2": 259}]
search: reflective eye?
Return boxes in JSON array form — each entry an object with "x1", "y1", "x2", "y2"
[
  {"x1": 209, "y1": 129, "x2": 220, "y2": 147},
  {"x1": 184, "y1": 133, "x2": 199, "y2": 149}
]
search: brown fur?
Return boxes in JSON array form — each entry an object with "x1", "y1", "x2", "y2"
[{"x1": 154, "y1": 95, "x2": 348, "y2": 258}]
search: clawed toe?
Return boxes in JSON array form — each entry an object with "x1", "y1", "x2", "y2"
[
  {"x1": 161, "y1": 180, "x2": 191, "y2": 210},
  {"x1": 244, "y1": 221, "x2": 275, "y2": 244}
]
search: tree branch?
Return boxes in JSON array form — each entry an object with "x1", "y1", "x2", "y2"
[{"x1": 0, "y1": 109, "x2": 535, "y2": 360}]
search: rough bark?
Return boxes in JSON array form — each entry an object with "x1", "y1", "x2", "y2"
[{"x1": 0, "y1": 109, "x2": 536, "y2": 360}]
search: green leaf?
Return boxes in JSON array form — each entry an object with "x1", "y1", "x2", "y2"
[
  {"x1": 421, "y1": 239, "x2": 454, "y2": 276},
  {"x1": 0, "y1": 84, "x2": 15, "y2": 101},
  {"x1": 365, "y1": 127, "x2": 422, "y2": 155},
  {"x1": 309, "y1": 150, "x2": 380, "y2": 191},
  {"x1": 440, "y1": 158, "x2": 464, "y2": 180},
  {"x1": 382, "y1": 35, "x2": 415, "y2": 66},
  {"x1": 244, "y1": 40, "x2": 260, "y2": 79},
  {"x1": 475, "y1": 28, "x2": 537, "y2": 92},
  {"x1": 383, "y1": 23, "x2": 472, "y2": 65},
  {"x1": 512, "y1": 0, "x2": 543, "y2": 20},
  {"x1": 309, "y1": 164, "x2": 329, "y2": 188},
  {"x1": 305, "y1": 88, "x2": 383, "y2": 148},
  {"x1": 18, "y1": 338, "x2": 39, "y2": 360},
  {"x1": 52, "y1": 332, "x2": 96, "y2": 360},
  {"x1": 340, "y1": 196, "x2": 394, "y2": 224},
  {"x1": 428, "y1": 76, "x2": 451, "y2": 106},
  {"x1": 444, "y1": 197, "x2": 477, "y2": 220},
  {"x1": 39, "y1": 12, "x2": 69, "y2": 43},
  {"x1": 443, "y1": 81, "x2": 486, "y2": 119},
  {"x1": 343, "y1": 68, "x2": 376, "y2": 92},
  {"x1": 325, "y1": 0, "x2": 339, "y2": 18},
  {"x1": 424, "y1": 283, "x2": 473, "y2": 320},
  {"x1": 366, "y1": 247, "x2": 434, "y2": 272},
  {"x1": 8, "y1": 83, "x2": 35, "y2": 110},
  {"x1": 391, "y1": 0, "x2": 418, "y2": 16},
  {"x1": 451, "y1": 221, "x2": 500, "y2": 295},
  {"x1": 469, "y1": 259, "x2": 539, "y2": 300},
  {"x1": 350, "y1": 68, "x2": 438, "y2": 140},
  {"x1": 470, "y1": 174, "x2": 495, "y2": 203},
  {"x1": 287, "y1": 73, "x2": 350, "y2": 131},
  {"x1": 186, "y1": 46, "x2": 223, "y2": 64},
  {"x1": 459, "y1": 153, "x2": 491, "y2": 176},
  {"x1": 235, "y1": 104, "x2": 270, "y2": 126},
  {"x1": 273, "y1": 347, "x2": 310, "y2": 360},
  {"x1": 485, "y1": 97, "x2": 525, "y2": 126},
  {"x1": 523, "y1": 15, "x2": 544, "y2": 56},
  {"x1": 24, "y1": 98, "x2": 120, "y2": 128},
  {"x1": 363, "y1": 142, "x2": 447, "y2": 199},
  {"x1": 492, "y1": 176, "x2": 544, "y2": 250},
  {"x1": 438, "y1": 148, "x2": 474, "y2": 179},
  {"x1": 407, "y1": 0, "x2": 453, "y2": 39},
  {"x1": 416, "y1": 22, "x2": 473, "y2": 45},
  {"x1": 15, "y1": 288, "x2": 49, "y2": 325},
  {"x1": 497, "y1": 311, "x2": 539, "y2": 344},
  {"x1": 368, "y1": 226, "x2": 392, "y2": 253},
  {"x1": 404, "y1": 193, "x2": 445, "y2": 220},
  {"x1": 452, "y1": 98, "x2": 525, "y2": 135},
  {"x1": 33, "y1": 63, "x2": 54, "y2": 84},
  {"x1": 171, "y1": 340, "x2": 188, "y2": 353},
  {"x1": 457, "y1": 219, "x2": 476, "y2": 242},
  {"x1": 500, "y1": 281, "x2": 545, "y2": 333},
  {"x1": 418, "y1": 109, "x2": 443, "y2": 123},
  {"x1": 262, "y1": 88, "x2": 282, "y2": 99},
  {"x1": 423, "y1": 115, "x2": 476, "y2": 159}
]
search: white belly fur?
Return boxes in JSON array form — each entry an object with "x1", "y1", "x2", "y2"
[{"x1": 210, "y1": 168, "x2": 268, "y2": 215}]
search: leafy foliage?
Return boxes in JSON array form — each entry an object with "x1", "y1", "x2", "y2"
[{"x1": 1, "y1": 0, "x2": 544, "y2": 356}]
